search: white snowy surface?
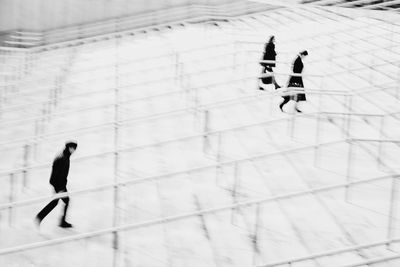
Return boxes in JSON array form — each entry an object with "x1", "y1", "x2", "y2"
[{"x1": 1, "y1": 5, "x2": 400, "y2": 267}]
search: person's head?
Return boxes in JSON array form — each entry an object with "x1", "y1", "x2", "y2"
[
  {"x1": 300, "y1": 50, "x2": 308, "y2": 58},
  {"x1": 65, "y1": 141, "x2": 78, "y2": 154},
  {"x1": 268, "y1": 36, "x2": 275, "y2": 44}
]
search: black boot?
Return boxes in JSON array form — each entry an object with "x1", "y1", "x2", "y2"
[
  {"x1": 59, "y1": 219, "x2": 73, "y2": 228},
  {"x1": 279, "y1": 102, "x2": 285, "y2": 112},
  {"x1": 279, "y1": 96, "x2": 290, "y2": 112}
]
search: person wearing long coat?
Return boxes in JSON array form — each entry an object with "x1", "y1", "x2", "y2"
[
  {"x1": 259, "y1": 36, "x2": 280, "y2": 90},
  {"x1": 36, "y1": 141, "x2": 77, "y2": 228},
  {"x1": 279, "y1": 50, "x2": 308, "y2": 112}
]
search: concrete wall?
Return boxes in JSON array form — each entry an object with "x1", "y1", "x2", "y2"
[{"x1": 0, "y1": 0, "x2": 234, "y2": 32}]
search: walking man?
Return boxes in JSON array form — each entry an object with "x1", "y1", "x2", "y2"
[{"x1": 36, "y1": 141, "x2": 77, "y2": 228}]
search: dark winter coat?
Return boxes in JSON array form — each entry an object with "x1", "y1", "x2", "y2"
[
  {"x1": 262, "y1": 42, "x2": 276, "y2": 68},
  {"x1": 287, "y1": 55, "x2": 306, "y2": 102},
  {"x1": 49, "y1": 149, "x2": 71, "y2": 190},
  {"x1": 260, "y1": 42, "x2": 277, "y2": 84}
]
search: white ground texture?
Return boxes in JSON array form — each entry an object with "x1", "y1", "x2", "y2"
[{"x1": 1, "y1": 4, "x2": 400, "y2": 267}]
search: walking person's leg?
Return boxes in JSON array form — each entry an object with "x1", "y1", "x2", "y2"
[
  {"x1": 294, "y1": 94, "x2": 301, "y2": 113},
  {"x1": 295, "y1": 92, "x2": 306, "y2": 113},
  {"x1": 295, "y1": 79, "x2": 306, "y2": 112},
  {"x1": 36, "y1": 198, "x2": 60, "y2": 224},
  {"x1": 58, "y1": 188, "x2": 72, "y2": 228},
  {"x1": 279, "y1": 96, "x2": 290, "y2": 111},
  {"x1": 271, "y1": 68, "x2": 281, "y2": 89}
]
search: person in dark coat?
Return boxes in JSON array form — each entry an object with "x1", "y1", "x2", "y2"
[
  {"x1": 259, "y1": 36, "x2": 281, "y2": 90},
  {"x1": 35, "y1": 141, "x2": 77, "y2": 228},
  {"x1": 279, "y1": 50, "x2": 308, "y2": 112}
]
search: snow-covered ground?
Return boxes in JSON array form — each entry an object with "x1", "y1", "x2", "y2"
[{"x1": 1, "y1": 4, "x2": 400, "y2": 267}]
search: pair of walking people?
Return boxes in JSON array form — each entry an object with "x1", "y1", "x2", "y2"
[{"x1": 259, "y1": 36, "x2": 308, "y2": 113}]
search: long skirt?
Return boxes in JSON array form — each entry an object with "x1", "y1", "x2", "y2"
[{"x1": 287, "y1": 75, "x2": 306, "y2": 102}]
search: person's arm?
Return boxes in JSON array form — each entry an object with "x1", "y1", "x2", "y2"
[
  {"x1": 293, "y1": 58, "x2": 301, "y2": 73},
  {"x1": 50, "y1": 157, "x2": 62, "y2": 183}
]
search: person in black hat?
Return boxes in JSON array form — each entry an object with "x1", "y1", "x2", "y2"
[
  {"x1": 279, "y1": 50, "x2": 308, "y2": 112},
  {"x1": 259, "y1": 36, "x2": 281, "y2": 90},
  {"x1": 35, "y1": 141, "x2": 77, "y2": 228}
]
